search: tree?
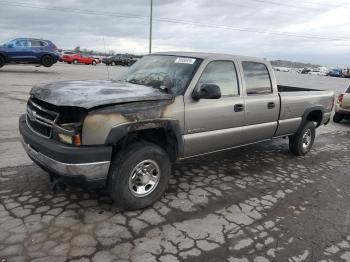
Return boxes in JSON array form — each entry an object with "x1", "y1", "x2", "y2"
[{"x1": 74, "y1": 46, "x2": 81, "y2": 53}]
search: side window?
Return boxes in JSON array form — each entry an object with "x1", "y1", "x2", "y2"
[
  {"x1": 15, "y1": 39, "x2": 30, "y2": 48},
  {"x1": 197, "y1": 61, "x2": 239, "y2": 96},
  {"x1": 242, "y1": 62, "x2": 272, "y2": 95},
  {"x1": 30, "y1": 40, "x2": 41, "y2": 47}
]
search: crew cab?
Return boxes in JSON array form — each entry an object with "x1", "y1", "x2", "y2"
[
  {"x1": 333, "y1": 85, "x2": 350, "y2": 123},
  {"x1": 0, "y1": 38, "x2": 59, "y2": 68},
  {"x1": 19, "y1": 52, "x2": 334, "y2": 210},
  {"x1": 62, "y1": 53, "x2": 99, "y2": 65}
]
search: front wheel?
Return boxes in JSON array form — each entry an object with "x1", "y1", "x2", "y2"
[
  {"x1": 92, "y1": 60, "x2": 97, "y2": 65},
  {"x1": 41, "y1": 55, "x2": 54, "y2": 67},
  {"x1": 333, "y1": 113, "x2": 343, "y2": 123},
  {"x1": 109, "y1": 141, "x2": 171, "y2": 210},
  {"x1": 73, "y1": 59, "x2": 78, "y2": 64},
  {"x1": 289, "y1": 121, "x2": 315, "y2": 156}
]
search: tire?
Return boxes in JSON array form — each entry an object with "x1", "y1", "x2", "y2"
[
  {"x1": 0, "y1": 56, "x2": 5, "y2": 68},
  {"x1": 73, "y1": 59, "x2": 78, "y2": 64},
  {"x1": 333, "y1": 113, "x2": 343, "y2": 123},
  {"x1": 41, "y1": 55, "x2": 54, "y2": 67},
  {"x1": 109, "y1": 141, "x2": 171, "y2": 210},
  {"x1": 289, "y1": 121, "x2": 315, "y2": 156},
  {"x1": 111, "y1": 61, "x2": 116, "y2": 66},
  {"x1": 92, "y1": 60, "x2": 96, "y2": 65}
]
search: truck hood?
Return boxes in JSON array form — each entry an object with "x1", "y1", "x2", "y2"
[{"x1": 30, "y1": 80, "x2": 173, "y2": 109}]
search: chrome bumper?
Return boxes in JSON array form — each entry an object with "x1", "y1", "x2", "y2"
[{"x1": 21, "y1": 140, "x2": 111, "y2": 180}]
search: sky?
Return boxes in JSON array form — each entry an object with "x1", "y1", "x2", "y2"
[{"x1": 0, "y1": 0, "x2": 349, "y2": 67}]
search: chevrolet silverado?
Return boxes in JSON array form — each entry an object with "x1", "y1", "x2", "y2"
[{"x1": 19, "y1": 52, "x2": 334, "y2": 209}]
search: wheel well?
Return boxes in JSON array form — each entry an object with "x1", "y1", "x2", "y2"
[
  {"x1": 115, "y1": 128, "x2": 179, "y2": 162},
  {"x1": 306, "y1": 110, "x2": 323, "y2": 127},
  {"x1": 0, "y1": 53, "x2": 6, "y2": 61}
]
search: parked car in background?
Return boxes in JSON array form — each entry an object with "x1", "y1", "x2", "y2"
[
  {"x1": 58, "y1": 50, "x2": 76, "y2": 62},
  {"x1": 309, "y1": 67, "x2": 328, "y2": 76},
  {"x1": 61, "y1": 53, "x2": 100, "y2": 65},
  {"x1": 300, "y1": 68, "x2": 311, "y2": 74},
  {"x1": 328, "y1": 68, "x2": 343, "y2": 77},
  {"x1": 334, "y1": 85, "x2": 350, "y2": 123},
  {"x1": 342, "y1": 68, "x2": 350, "y2": 78},
  {"x1": 0, "y1": 38, "x2": 59, "y2": 68},
  {"x1": 102, "y1": 55, "x2": 137, "y2": 66}
]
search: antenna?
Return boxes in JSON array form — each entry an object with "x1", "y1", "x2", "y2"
[{"x1": 102, "y1": 34, "x2": 110, "y2": 80}]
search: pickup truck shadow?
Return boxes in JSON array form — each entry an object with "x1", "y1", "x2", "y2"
[{"x1": 0, "y1": 130, "x2": 349, "y2": 261}]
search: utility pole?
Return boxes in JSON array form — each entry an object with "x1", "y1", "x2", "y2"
[{"x1": 149, "y1": 0, "x2": 153, "y2": 54}]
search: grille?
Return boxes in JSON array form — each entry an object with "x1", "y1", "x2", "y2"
[{"x1": 26, "y1": 99, "x2": 59, "y2": 138}]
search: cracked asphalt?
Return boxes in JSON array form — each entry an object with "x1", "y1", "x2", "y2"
[{"x1": 0, "y1": 64, "x2": 350, "y2": 262}]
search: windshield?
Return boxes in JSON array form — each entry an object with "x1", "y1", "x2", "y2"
[
  {"x1": 120, "y1": 55, "x2": 202, "y2": 95},
  {"x1": 0, "y1": 39, "x2": 12, "y2": 46}
]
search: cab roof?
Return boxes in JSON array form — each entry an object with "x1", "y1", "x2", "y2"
[{"x1": 152, "y1": 51, "x2": 267, "y2": 63}]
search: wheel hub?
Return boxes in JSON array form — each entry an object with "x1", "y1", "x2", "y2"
[
  {"x1": 302, "y1": 129, "x2": 312, "y2": 150},
  {"x1": 129, "y1": 160, "x2": 160, "y2": 197}
]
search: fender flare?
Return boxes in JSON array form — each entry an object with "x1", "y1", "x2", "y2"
[
  {"x1": 105, "y1": 119, "x2": 184, "y2": 157},
  {"x1": 297, "y1": 106, "x2": 324, "y2": 133}
]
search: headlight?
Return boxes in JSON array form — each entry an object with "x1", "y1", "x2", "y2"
[
  {"x1": 56, "y1": 123, "x2": 82, "y2": 146},
  {"x1": 58, "y1": 133, "x2": 81, "y2": 146}
]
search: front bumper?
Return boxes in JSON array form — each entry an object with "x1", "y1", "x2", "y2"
[{"x1": 19, "y1": 114, "x2": 112, "y2": 187}]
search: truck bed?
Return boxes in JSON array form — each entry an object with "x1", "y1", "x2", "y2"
[{"x1": 277, "y1": 85, "x2": 322, "y2": 92}]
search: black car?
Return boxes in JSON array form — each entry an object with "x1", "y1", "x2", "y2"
[{"x1": 102, "y1": 55, "x2": 137, "y2": 66}]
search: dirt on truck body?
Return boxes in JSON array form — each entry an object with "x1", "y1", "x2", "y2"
[{"x1": 19, "y1": 52, "x2": 334, "y2": 209}]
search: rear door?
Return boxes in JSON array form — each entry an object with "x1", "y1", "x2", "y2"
[
  {"x1": 29, "y1": 39, "x2": 46, "y2": 62},
  {"x1": 239, "y1": 61, "x2": 280, "y2": 144},
  {"x1": 184, "y1": 59, "x2": 245, "y2": 157}
]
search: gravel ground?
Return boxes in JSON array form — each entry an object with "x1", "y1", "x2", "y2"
[{"x1": 0, "y1": 63, "x2": 349, "y2": 262}]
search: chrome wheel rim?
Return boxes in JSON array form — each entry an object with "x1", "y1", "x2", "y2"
[
  {"x1": 302, "y1": 129, "x2": 312, "y2": 150},
  {"x1": 128, "y1": 160, "x2": 160, "y2": 197}
]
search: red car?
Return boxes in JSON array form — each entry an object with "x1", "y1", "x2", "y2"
[{"x1": 62, "y1": 53, "x2": 100, "y2": 65}]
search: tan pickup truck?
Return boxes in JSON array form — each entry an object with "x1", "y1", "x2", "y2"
[
  {"x1": 334, "y1": 85, "x2": 350, "y2": 122},
  {"x1": 19, "y1": 52, "x2": 334, "y2": 209}
]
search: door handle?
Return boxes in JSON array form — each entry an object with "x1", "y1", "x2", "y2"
[
  {"x1": 234, "y1": 104, "x2": 244, "y2": 112},
  {"x1": 267, "y1": 102, "x2": 275, "y2": 109}
]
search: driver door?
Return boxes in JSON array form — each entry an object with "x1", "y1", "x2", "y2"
[
  {"x1": 183, "y1": 60, "x2": 245, "y2": 157},
  {"x1": 7, "y1": 39, "x2": 32, "y2": 62}
]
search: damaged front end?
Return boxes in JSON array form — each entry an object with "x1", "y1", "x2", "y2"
[{"x1": 26, "y1": 97, "x2": 86, "y2": 146}]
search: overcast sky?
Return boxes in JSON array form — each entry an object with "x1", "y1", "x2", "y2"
[{"x1": 1, "y1": 0, "x2": 349, "y2": 66}]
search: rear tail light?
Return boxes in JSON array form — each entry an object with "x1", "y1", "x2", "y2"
[{"x1": 338, "y1": 94, "x2": 344, "y2": 104}]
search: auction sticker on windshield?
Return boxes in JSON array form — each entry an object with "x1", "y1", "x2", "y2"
[{"x1": 174, "y1": 57, "x2": 196, "y2": 64}]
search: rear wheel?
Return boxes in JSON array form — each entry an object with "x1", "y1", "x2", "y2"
[
  {"x1": 109, "y1": 141, "x2": 171, "y2": 210},
  {"x1": 289, "y1": 121, "x2": 315, "y2": 156},
  {"x1": 0, "y1": 56, "x2": 5, "y2": 68},
  {"x1": 333, "y1": 113, "x2": 344, "y2": 123},
  {"x1": 111, "y1": 61, "x2": 116, "y2": 66},
  {"x1": 92, "y1": 60, "x2": 97, "y2": 65},
  {"x1": 41, "y1": 55, "x2": 54, "y2": 67},
  {"x1": 73, "y1": 59, "x2": 78, "y2": 64}
]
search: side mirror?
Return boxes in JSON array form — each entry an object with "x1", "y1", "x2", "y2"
[{"x1": 192, "y1": 84, "x2": 221, "y2": 100}]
